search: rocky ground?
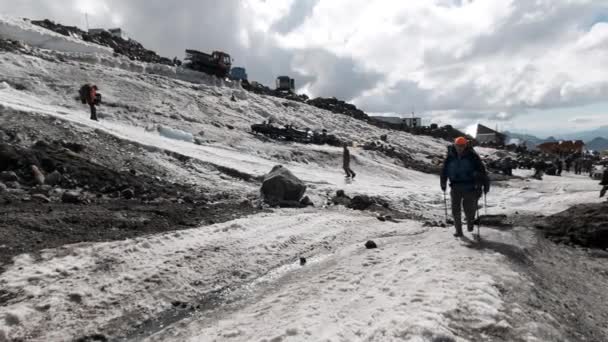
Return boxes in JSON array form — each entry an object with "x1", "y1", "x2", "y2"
[
  {"x1": 0, "y1": 112, "x2": 260, "y2": 273},
  {"x1": 538, "y1": 201, "x2": 608, "y2": 249}
]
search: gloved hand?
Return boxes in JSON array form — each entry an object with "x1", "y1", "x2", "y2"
[
  {"x1": 440, "y1": 181, "x2": 447, "y2": 192},
  {"x1": 483, "y1": 182, "x2": 490, "y2": 194}
]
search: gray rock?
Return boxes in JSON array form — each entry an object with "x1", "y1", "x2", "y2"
[
  {"x1": 5, "y1": 181, "x2": 20, "y2": 189},
  {"x1": 31, "y1": 165, "x2": 45, "y2": 185},
  {"x1": 300, "y1": 196, "x2": 314, "y2": 207},
  {"x1": 32, "y1": 193, "x2": 51, "y2": 203},
  {"x1": 260, "y1": 165, "x2": 306, "y2": 204},
  {"x1": 121, "y1": 188, "x2": 135, "y2": 199},
  {"x1": 0, "y1": 182, "x2": 6, "y2": 193},
  {"x1": 45, "y1": 170, "x2": 62, "y2": 186},
  {"x1": 62, "y1": 191, "x2": 81, "y2": 204},
  {"x1": 0, "y1": 171, "x2": 19, "y2": 182},
  {"x1": 365, "y1": 240, "x2": 378, "y2": 249}
]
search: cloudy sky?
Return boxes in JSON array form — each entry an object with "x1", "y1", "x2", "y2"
[{"x1": 2, "y1": 0, "x2": 608, "y2": 136}]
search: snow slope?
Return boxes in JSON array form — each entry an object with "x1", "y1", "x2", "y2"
[
  {"x1": 0, "y1": 17, "x2": 605, "y2": 342},
  {"x1": 0, "y1": 16, "x2": 112, "y2": 55}
]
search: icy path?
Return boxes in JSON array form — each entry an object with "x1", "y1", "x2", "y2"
[{"x1": 147, "y1": 225, "x2": 522, "y2": 342}]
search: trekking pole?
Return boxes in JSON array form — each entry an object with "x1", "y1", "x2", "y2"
[
  {"x1": 484, "y1": 192, "x2": 488, "y2": 216},
  {"x1": 443, "y1": 191, "x2": 448, "y2": 223}
]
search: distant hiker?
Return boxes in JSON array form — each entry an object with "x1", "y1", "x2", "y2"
[
  {"x1": 554, "y1": 158, "x2": 563, "y2": 176},
  {"x1": 533, "y1": 159, "x2": 546, "y2": 180},
  {"x1": 440, "y1": 137, "x2": 489, "y2": 237},
  {"x1": 600, "y1": 170, "x2": 608, "y2": 198},
  {"x1": 565, "y1": 158, "x2": 572, "y2": 173},
  {"x1": 79, "y1": 84, "x2": 99, "y2": 121},
  {"x1": 574, "y1": 159, "x2": 582, "y2": 175},
  {"x1": 343, "y1": 143, "x2": 356, "y2": 178}
]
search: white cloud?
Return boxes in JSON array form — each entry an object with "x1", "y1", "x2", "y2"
[{"x1": 2, "y1": 0, "x2": 608, "y2": 133}]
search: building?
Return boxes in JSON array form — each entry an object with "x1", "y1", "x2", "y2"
[
  {"x1": 371, "y1": 116, "x2": 422, "y2": 128},
  {"x1": 108, "y1": 28, "x2": 128, "y2": 40},
  {"x1": 476, "y1": 124, "x2": 507, "y2": 145},
  {"x1": 537, "y1": 140, "x2": 585, "y2": 155}
]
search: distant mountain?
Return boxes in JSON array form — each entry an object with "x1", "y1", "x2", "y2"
[
  {"x1": 558, "y1": 126, "x2": 608, "y2": 142},
  {"x1": 586, "y1": 137, "x2": 608, "y2": 152},
  {"x1": 505, "y1": 126, "x2": 608, "y2": 150},
  {"x1": 503, "y1": 131, "x2": 551, "y2": 149}
]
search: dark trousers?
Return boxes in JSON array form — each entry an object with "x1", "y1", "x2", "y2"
[
  {"x1": 89, "y1": 103, "x2": 97, "y2": 121},
  {"x1": 343, "y1": 163, "x2": 356, "y2": 178},
  {"x1": 451, "y1": 188, "x2": 478, "y2": 233}
]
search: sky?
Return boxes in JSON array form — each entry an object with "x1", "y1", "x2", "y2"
[{"x1": 1, "y1": 0, "x2": 608, "y2": 136}]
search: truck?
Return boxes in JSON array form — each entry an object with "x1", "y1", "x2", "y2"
[
  {"x1": 229, "y1": 67, "x2": 248, "y2": 81},
  {"x1": 276, "y1": 76, "x2": 295, "y2": 93},
  {"x1": 184, "y1": 49, "x2": 232, "y2": 78}
]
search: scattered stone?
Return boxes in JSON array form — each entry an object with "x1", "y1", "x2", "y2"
[
  {"x1": 377, "y1": 216, "x2": 386, "y2": 222},
  {"x1": 60, "y1": 141, "x2": 86, "y2": 153},
  {"x1": 45, "y1": 170, "x2": 62, "y2": 186},
  {"x1": 121, "y1": 188, "x2": 135, "y2": 200},
  {"x1": 31, "y1": 165, "x2": 45, "y2": 185},
  {"x1": 331, "y1": 190, "x2": 352, "y2": 206},
  {"x1": 0, "y1": 182, "x2": 6, "y2": 193},
  {"x1": 0, "y1": 171, "x2": 19, "y2": 182},
  {"x1": 62, "y1": 191, "x2": 82, "y2": 204},
  {"x1": 32, "y1": 194, "x2": 51, "y2": 203},
  {"x1": 299, "y1": 257, "x2": 307, "y2": 265},
  {"x1": 226, "y1": 124, "x2": 235, "y2": 130},
  {"x1": 68, "y1": 293, "x2": 83, "y2": 303},
  {"x1": 5, "y1": 181, "x2": 20, "y2": 189},
  {"x1": 300, "y1": 196, "x2": 314, "y2": 207},
  {"x1": 349, "y1": 195, "x2": 375, "y2": 211},
  {"x1": 365, "y1": 240, "x2": 378, "y2": 249}
]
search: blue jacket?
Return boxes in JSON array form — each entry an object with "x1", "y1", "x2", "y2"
[{"x1": 440, "y1": 146, "x2": 489, "y2": 193}]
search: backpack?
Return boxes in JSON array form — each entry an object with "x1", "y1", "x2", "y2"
[{"x1": 79, "y1": 84, "x2": 90, "y2": 104}]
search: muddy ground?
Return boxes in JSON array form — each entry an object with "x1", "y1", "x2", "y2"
[{"x1": 0, "y1": 111, "x2": 261, "y2": 273}]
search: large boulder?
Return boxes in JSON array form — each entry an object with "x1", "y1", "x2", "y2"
[{"x1": 261, "y1": 165, "x2": 306, "y2": 205}]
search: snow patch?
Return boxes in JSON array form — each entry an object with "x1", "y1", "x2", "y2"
[
  {"x1": 157, "y1": 125, "x2": 194, "y2": 143},
  {"x1": 0, "y1": 16, "x2": 112, "y2": 55}
]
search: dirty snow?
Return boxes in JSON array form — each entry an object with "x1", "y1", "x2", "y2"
[{"x1": 0, "y1": 16, "x2": 605, "y2": 342}]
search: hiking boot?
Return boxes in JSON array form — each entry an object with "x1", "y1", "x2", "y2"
[
  {"x1": 351, "y1": 172, "x2": 356, "y2": 179},
  {"x1": 453, "y1": 230, "x2": 463, "y2": 238},
  {"x1": 467, "y1": 224, "x2": 474, "y2": 232}
]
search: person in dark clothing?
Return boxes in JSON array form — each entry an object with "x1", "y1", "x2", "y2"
[
  {"x1": 79, "y1": 84, "x2": 99, "y2": 121},
  {"x1": 600, "y1": 170, "x2": 608, "y2": 198},
  {"x1": 574, "y1": 159, "x2": 581, "y2": 175},
  {"x1": 343, "y1": 144, "x2": 356, "y2": 178},
  {"x1": 555, "y1": 158, "x2": 563, "y2": 176},
  {"x1": 440, "y1": 137, "x2": 490, "y2": 237},
  {"x1": 533, "y1": 159, "x2": 546, "y2": 179},
  {"x1": 565, "y1": 158, "x2": 572, "y2": 173}
]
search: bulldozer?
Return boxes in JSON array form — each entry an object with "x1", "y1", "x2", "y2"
[{"x1": 184, "y1": 49, "x2": 232, "y2": 78}]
